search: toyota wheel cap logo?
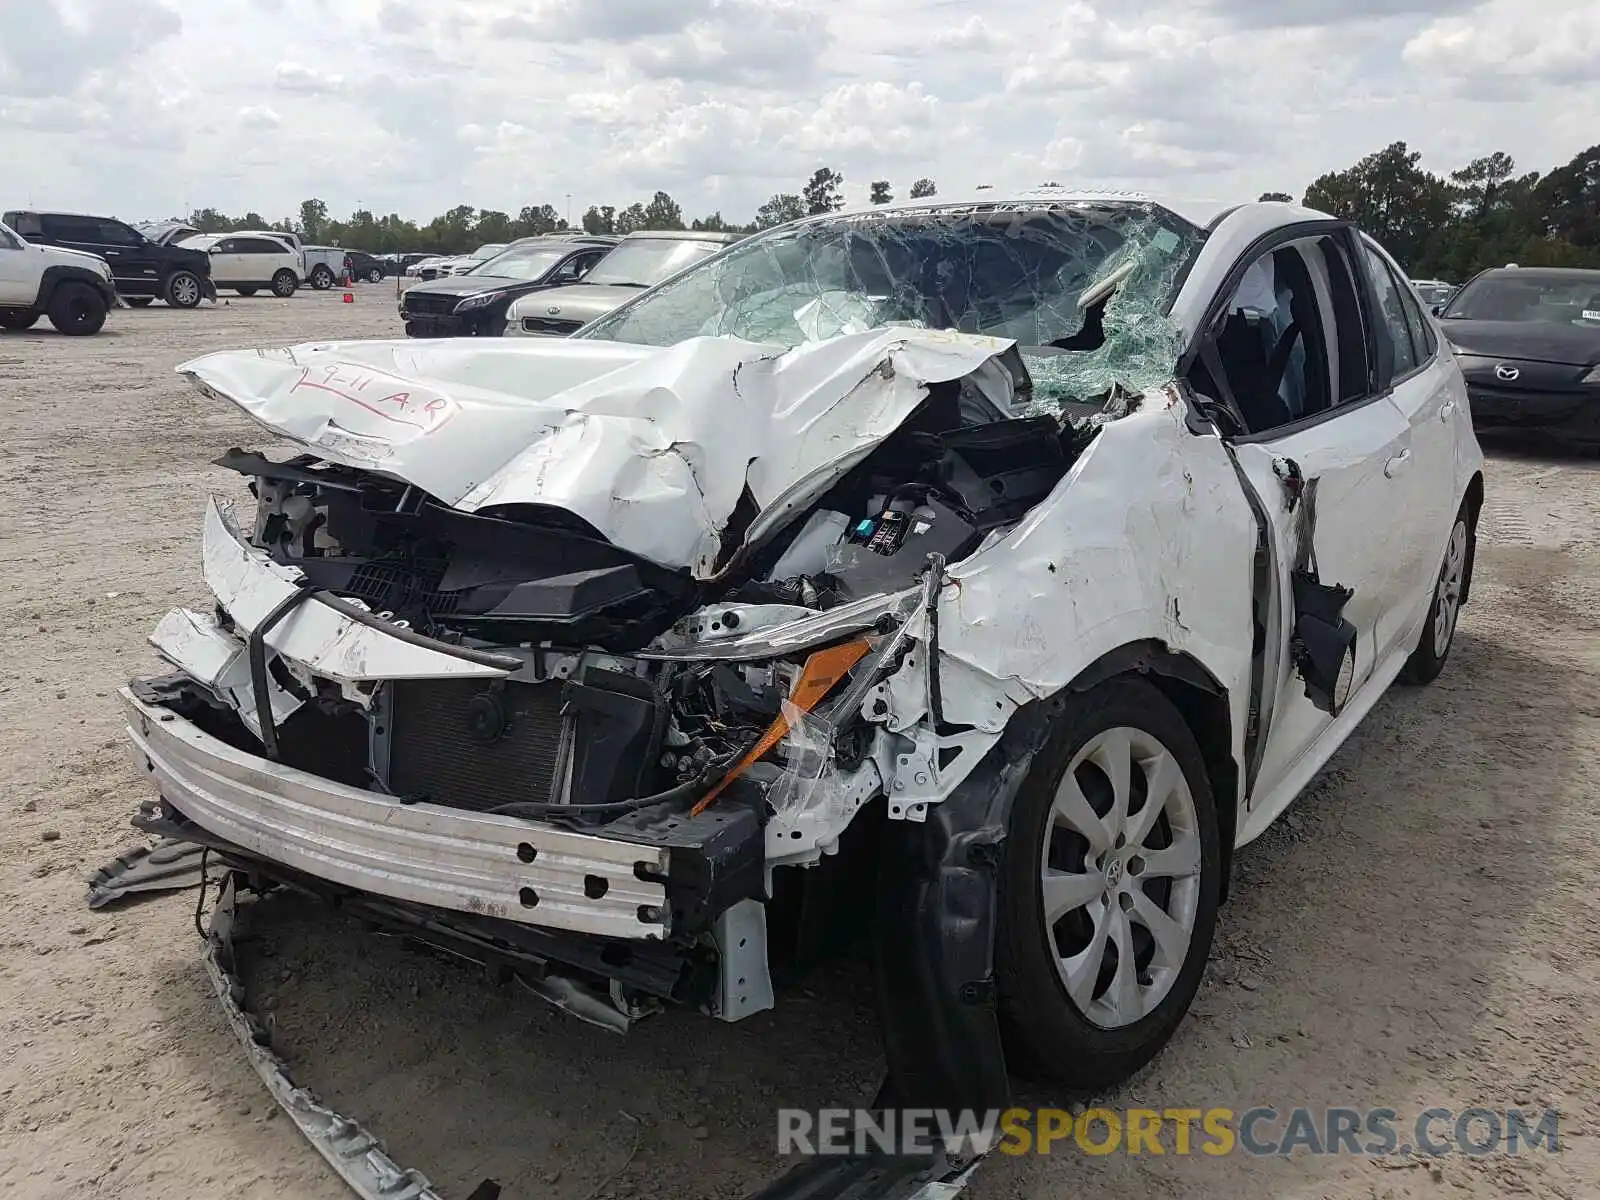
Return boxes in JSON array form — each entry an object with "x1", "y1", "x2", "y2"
[{"x1": 1495, "y1": 363, "x2": 1520, "y2": 381}]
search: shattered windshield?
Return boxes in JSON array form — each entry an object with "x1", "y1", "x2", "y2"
[{"x1": 579, "y1": 202, "x2": 1206, "y2": 405}]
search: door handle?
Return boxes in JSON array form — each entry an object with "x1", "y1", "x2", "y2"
[
  {"x1": 1439, "y1": 400, "x2": 1457, "y2": 422},
  {"x1": 1384, "y1": 449, "x2": 1412, "y2": 479}
]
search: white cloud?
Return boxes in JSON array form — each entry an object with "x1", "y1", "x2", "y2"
[
  {"x1": 239, "y1": 105, "x2": 282, "y2": 128},
  {"x1": 2, "y1": 0, "x2": 1597, "y2": 228},
  {"x1": 274, "y1": 61, "x2": 344, "y2": 94}
]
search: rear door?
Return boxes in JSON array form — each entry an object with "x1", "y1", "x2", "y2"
[
  {"x1": 1188, "y1": 225, "x2": 1414, "y2": 823},
  {"x1": 239, "y1": 237, "x2": 289, "y2": 283},
  {"x1": 1359, "y1": 239, "x2": 1463, "y2": 640}
]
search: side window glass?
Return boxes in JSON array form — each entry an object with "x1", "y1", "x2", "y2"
[
  {"x1": 1204, "y1": 245, "x2": 1332, "y2": 435},
  {"x1": 98, "y1": 221, "x2": 141, "y2": 246},
  {"x1": 1363, "y1": 246, "x2": 1418, "y2": 381},
  {"x1": 1396, "y1": 271, "x2": 1436, "y2": 360},
  {"x1": 11, "y1": 213, "x2": 42, "y2": 237}
]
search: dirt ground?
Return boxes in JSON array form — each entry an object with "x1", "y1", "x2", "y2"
[{"x1": 1, "y1": 291, "x2": 1596, "y2": 1200}]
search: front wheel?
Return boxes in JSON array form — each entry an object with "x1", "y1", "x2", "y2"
[
  {"x1": 271, "y1": 270, "x2": 298, "y2": 298},
  {"x1": 164, "y1": 270, "x2": 202, "y2": 308},
  {"x1": 367, "y1": 267, "x2": 383, "y2": 283},
  {"x1": 47, "y1": 283, "x2": 108, "y2": 335},
  {"x1": 1400, "y1": 502, "x2": 1473, "y2": 684},
  {"x1": 309, "y1": 265, "x2": 333, "y2": 290},
  {"x1": 996, "y1": 678, "x2": 1222, "y2": 1092},
  {"x1": 0, "y1": 310, "x2": 39, "y2": 330}
]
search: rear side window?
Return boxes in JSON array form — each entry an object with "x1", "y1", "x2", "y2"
[
  {"x1": 1362, "y1": 245, "x2": 1419, "y2": 383},
  {"x1": 1397, "y1": 276, "x2": 1437, "y2": 359},
  {"x1": 94, "y1": 220, "x2": 142, "y2": 246},
  {"x1": 43, "y1": 215, "x2": 105, "y2": 242},
  {"x1": 6, "y1": 212, "x2": 40, "y2": 236}
]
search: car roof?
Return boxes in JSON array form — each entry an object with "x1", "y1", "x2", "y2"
[
  {"x1": 1471, "y1": 266, "x2": 1600, "y2": 282},
  {"x1": 621, "y1": 229, "x2": 741, "y2": 243}
]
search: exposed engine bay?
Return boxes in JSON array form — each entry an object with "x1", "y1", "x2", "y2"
[{"x1": 194, "y1": 360, "x2": 1083, "y2": 835}]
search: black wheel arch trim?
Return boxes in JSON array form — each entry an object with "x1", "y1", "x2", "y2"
[{"x1": 35, "y1": 264, "x2": 116, "y2": 310}]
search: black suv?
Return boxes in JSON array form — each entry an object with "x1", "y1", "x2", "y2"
[
  {"x1": 399, "y1": 235, "x2": 617, "y2": 337},
  {"x1": 3, "y1": 209, "x2": 216, "y2": 308}
]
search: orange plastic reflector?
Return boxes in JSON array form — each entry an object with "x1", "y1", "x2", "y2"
[{"x1": 691, "y1": 638, "x2": 872, "y2": 816}]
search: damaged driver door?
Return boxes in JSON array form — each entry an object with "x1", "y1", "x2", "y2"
[{"x1": 1191, "y1": 227, "x2": 1414, "y2": 833}]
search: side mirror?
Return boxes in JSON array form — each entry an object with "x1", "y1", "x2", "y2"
[{"x1": 1430, "y1": 304, "x2": 1443, "y2": 317}]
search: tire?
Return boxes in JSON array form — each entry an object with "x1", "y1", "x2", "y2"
[
  {"x1": 164, "y1": 271, "x2": 203, "y2": 308},
  {"x1": 1400, "y1": 501, "x2": 1473, "y2": 685},
  {"x1": 271, "y1": 270, "x2": 298, "y2": 298},
  {"x1": 309, "y1": 265, "x2": 333, "y2": 290},
  {"x1": 0, "y1": 311, "x2": 39, "y2": 330},
  {"x1": 995, "y1": 677, "x2": 1222, "y2": 1092},
  {"x1": 235, "y1": 287, "x2": 258, "y2": 297},
  {"x1": 125, "y1": 298, "x2": 154, "y2": 308},
  {"x1": 367, "y1": 267, "x2": 383, "y2": 283},
  {"x1": 46, "y1": 283, "x2": 108, "y2": 335}
]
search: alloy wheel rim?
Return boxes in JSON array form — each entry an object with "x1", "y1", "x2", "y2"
[
  {"x1": 1433, "y1": 520, "x2": 1468, "y2": 658},
  {"x1": 1040, "y1": 725, "x2": 1202, "y2": 1029},
  {"x1": 174, "y1": 276, "x2": 198, "y2": 304}
]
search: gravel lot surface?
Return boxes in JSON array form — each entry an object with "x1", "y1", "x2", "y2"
[{"x1": 1, "y1": 291, "x2": 1596, "y2": 1199}]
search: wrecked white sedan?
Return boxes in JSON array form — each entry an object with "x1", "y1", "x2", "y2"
[{"x1": 121, "y1": 191, "x2": 1481, "y2": 1191}]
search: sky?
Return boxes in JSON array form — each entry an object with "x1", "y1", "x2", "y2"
[{"x1": 1, "y1": 0, "x2": 1596, "y2": 228}]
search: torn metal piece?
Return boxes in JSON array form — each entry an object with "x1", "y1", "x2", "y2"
[
  {"x1": 204, "y1": 873, "x2": 444, "y2": 1200},
  {"x1": 86, "y1": 837, "x2": 219, "y2": 909},
  {"x1": 746, "y1": 1152, "x2": 982, "y2": 1199}
]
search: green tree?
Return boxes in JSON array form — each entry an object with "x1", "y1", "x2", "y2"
[
  {"x1": 869, "y1": 180, "x2": 892, "y2": 205},
  {"x1": 615, "y1": 202, "x2": 650, "y2": 234},
  {"x1": 754, "y1": 193, "x2": 805, "y2": 229},
  {"x1": 641, "y1": 190, "x2": 686, "y2": 230},
  {"x1": 802, "y1": 167, "x2": 845, "y2": 214},
  {"x1": 1258, "y1": 191, "x2": 1293, "y2": 203},
  {"x1": 1534, "y1": 143, "x2": 1600, "y2": 250},
  {"x1": 908, "y1": 177, "x2": 936, "y2": 199},
  {"x1": 297, "y1": 198, "x2": 329, "y2": 240},
  {"x1": 518, "y1": 204, "x2": 562, "y2": 235},
  {"x1": 582, "y1": 205, "x2": 617, "y2": 235},
  {"x1": 691, "y1": 212, "x2": 731, "y2": 232},
  {"x1": 1303, "y1": 142, "x2": 1453, "y2": 271},
  {"x1": 473, "y1": 209, "x2": 514, "y2": 243}
]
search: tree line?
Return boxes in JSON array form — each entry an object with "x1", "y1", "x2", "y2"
[
  {"x1": 175, "y1": 141, "x2": 1598, "y2": 280},
  {"x1": 1266, "y1": 141, "x2": 1598, "y2": 279},
  {"x1": 177, "y1": 168, "x2": 939, "y2": 255}
]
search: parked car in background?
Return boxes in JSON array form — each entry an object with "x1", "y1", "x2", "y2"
[
  {"x1": 414, "y1": 243, "x2": 509, "y2": 281},
  {"x1": 1437, "y1": 266, "x2": 1600, "y2": 445},
  {"x1": 136, "y1": 221, "x2": 203, "y2": 246},
  {"x1": 505, "y1": 229, "x2": 741, "y2": 336},
  {"x1": 0, "y1": 216, "x2": 120, "y2": 334},
  {"x1": 3, "y1": 208, "x2": 215, "y2": 308},
  {"x1": 182, "y1": 233, "x2": 303, "y2": 297},
  {"x1": 1409, "y1": 278, "x2": 1456, "y2": 308},
  {"x1": 387, "y1": 252, "x2": 431, "y2": 277},
  {"x1": 345, "y1": 250, "x2": 386, "y2": 283},
  {"x1": 303, "y1": 246, "x2": 356, "y2": 288},
  {"x1": 137, "y1": 198, "x2": 1482, "y2": 1200},
  {"x1": 399, "y1": 235, "x2": 617, "y2": 337}
]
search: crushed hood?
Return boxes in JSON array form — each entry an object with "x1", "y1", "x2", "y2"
[{"x1": 178, "y1": 329, "x2": 1017, "y2": 577}]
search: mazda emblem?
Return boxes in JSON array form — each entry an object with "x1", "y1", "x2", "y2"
[{"x1": 1495, "y1": 363, "x2": 1520, "y2": 381}]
